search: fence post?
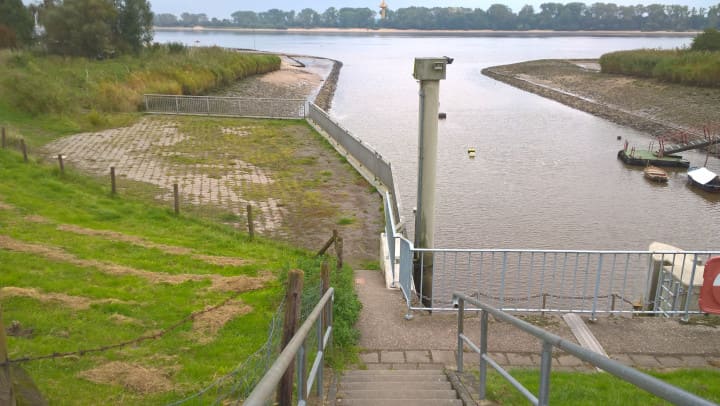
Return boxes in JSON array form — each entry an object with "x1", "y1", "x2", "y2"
[
  {"x1": 278, "y1": 269, "x2": 303, "y2": 406},
  {"x1": 335, "y1": 236, "x2": 343, "y2": 271},
  {"x1": 0, "y1": 306, "x2": 16, "y2": 406},
  {"x1": 247, "y1": 205, "x2": 255, "y2": 240},
  {"x1": 20, "y1": 140, "x2": 27, "y2": 163},
  {"x1": 110, "y1": 167, "x2": 117, "y2": 195},
  {"x1": 173, "y1": 184, "x2": 180, "y2": 215},
  {"x1": 1, "y1": 127, "x2": 5, "y2": 149},
  {"x1": 57, "y1": 154, "x2": 64, "y2": 174}
]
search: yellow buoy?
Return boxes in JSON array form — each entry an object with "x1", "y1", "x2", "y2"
[{"x1": 468, "y1": 147, "x2": 476, "y2": 158}]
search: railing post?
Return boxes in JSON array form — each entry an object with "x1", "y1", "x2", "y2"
[
  {"x1": 591, "y1": 254, "x2": 604, "y2": 322},
  {"x1": 297, "y1": 343, "x2": 306, "y2": 405},
  {"x1": 57, "y1": 154, "x2": 64, "y2": 174},
  {"x1": 279, "y1": 270, "x2": 303, "y2": 406},
  {"x1": 175, "y1": 97, "x2": 179, "y2": 114},
  {"x1": 682, "y1": 254, "x2": 700, "y2": 323},
  {"x1": 538, "y1": 341, "x2": 553, "y2": 406},
  {"x1": 316, "y1": 306, "x2": 323, "y2": 398},
  {"x1": 478, "y1": 310, "x2": 488, "y2": 400},
  {"x1": 0, "y1": 305, "x2": 16, "y2": 406},
  {"x1": 456, "y1": 296, "x2": 464, "y2": 373}
]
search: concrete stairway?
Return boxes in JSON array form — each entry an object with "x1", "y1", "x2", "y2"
[{"x1": 336, "y1": 369, "x2": 463, "y2": 406}]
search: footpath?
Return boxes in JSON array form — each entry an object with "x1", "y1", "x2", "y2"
[{"x1": 353, "y1": 269, "x2": 720, "y2": 372}]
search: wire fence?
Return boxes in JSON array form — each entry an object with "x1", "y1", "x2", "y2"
[
  {"x1": 143, "y1": 94, "x2": 307, "y2": 119},
  {"x1": 168, "y1": 280, "x2": 323, "y2": 405}
]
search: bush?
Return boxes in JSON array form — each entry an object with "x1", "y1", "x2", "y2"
[
  {"x1": 600, "y1": 48, "x2": 720, "y2": 88},
  {"x1": 0, "y1": 25, "x2": 17, "y2": 49},
  {"x1": 691, "y1": 28, "x2": 720, "y2": 52}
]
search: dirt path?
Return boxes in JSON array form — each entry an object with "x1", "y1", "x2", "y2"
[{"x1": 483, "y1": 59, "x2": 720, "y2": 140}]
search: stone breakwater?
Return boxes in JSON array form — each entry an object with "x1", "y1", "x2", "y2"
[
  {"x1": 482, "y1": 60, "x2": 720, "y2": 141},
  {"x1": 313, "y1": 59, "x2": 343, "y2": 111}
]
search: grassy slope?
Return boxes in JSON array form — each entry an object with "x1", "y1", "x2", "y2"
[
  {"x1": 484, "y1": 368, "x2": 720, "y2": 404},
  {"x1": 0, "y1": 147, "x2": 358, "y2": 404},
  {"x1": 0, "y1": 47, "x2": 281, "y2": 146}
]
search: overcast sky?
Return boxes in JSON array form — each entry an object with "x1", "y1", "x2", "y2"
[{"x1": 149, "y1": 1, "x2": 719, "y2": 19}]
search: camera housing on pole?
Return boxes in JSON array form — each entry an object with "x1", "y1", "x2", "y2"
[{"x1": 412, "y1": 57, "x2": 451, "y2": 308}]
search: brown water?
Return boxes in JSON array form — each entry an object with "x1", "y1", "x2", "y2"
[{"x1": 157, "y1": 31, "x2": 719, "y2": 251}]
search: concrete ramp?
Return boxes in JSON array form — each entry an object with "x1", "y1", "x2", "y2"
[{"x1": 562, "y1": 313, "x2": 608, "y2": 371}]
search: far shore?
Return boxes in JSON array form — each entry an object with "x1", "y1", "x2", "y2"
[{"x1": 154, "y1": 26, "x2": 699, "y2": 37}]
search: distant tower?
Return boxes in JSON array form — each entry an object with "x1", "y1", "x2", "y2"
[{"x1": 379, "y1": 0, "x2": 388, "y2": 19}]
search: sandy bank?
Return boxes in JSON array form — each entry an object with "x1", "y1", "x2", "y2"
[
  {"x1": 482, "y1": 59, "x2": 720, "y2": 141},
  {"x1": 155, "y1": 26, "x2": 699, "y2": 37}
]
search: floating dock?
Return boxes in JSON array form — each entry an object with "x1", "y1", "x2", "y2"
[{"x1": 617, "y1": 149, "x2": 690, "y2": 168}]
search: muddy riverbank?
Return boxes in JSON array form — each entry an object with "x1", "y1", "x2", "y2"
[{"x1": 482, "y1": 59, "x2": 720, "y2": 141}]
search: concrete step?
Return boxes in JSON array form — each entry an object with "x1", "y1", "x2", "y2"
[
  {"x1": 338, "y1": 389, "x2": 458, "y2": 400},
  {"x1": 343, "y1": 369, "x2": 446, "y2": 375},
  {"x1": 341, "y1": 374, "x2": 449, "y2": 383},
  {"x1": 340, "y1": 381, "x2": 452, "y2": 391},
  {"x1": 337, "y1": 400, "x2": 463, "y2": 406}
]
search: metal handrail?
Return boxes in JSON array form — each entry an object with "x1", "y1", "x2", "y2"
[
  {"x1": 453, "y1": 292, "x2": 716, "y2": 406},
  {"x1": 244, "y1": 288, "x2": 334, "y2": 406}
]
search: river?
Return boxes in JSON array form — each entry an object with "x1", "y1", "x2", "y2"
[{"x1": 155, "y1": 30, "x2": 719, "y2": 251}]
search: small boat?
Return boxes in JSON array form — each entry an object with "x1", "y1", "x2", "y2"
[
  {"x1": 644, "y1": 165, "x2": 668, "y2": 182},
  {"x1": 687, "y1": 167, "x2": 720, "y2": 192}
]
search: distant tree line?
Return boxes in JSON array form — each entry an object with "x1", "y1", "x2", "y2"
[
  {"x1": 154, "y1": 3, "x2": 720, "y2": 31},
  {"x1": 0, "y1": 0, "x2": 153, "y2": 57}
]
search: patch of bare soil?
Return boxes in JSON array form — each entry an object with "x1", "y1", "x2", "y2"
[
  {"x1": 483, "y1": 59, "x2": 720, "y2": 139},
  {"x1": 0, "y1": 287, "x2": 133, "y2": 310},
  {"x1": 78, "y1": 361, "x2": 173, "y2": 394},
  {"x1": 0, "y1": 235, "x2": 273, "y2": 291},
  {"x1": 0, "y1": 201, "x2": 13, "y2": 210},
  {"x1": 57, "y1": 224, "x2": 250, "y2": 266},
  {"x1": 191, "y1": 300, "x2": 252, "y2": 344}
]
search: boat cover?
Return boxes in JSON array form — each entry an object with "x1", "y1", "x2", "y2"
[{"x1": 688, "y1": 167, "x2": 719, "y2": 185}]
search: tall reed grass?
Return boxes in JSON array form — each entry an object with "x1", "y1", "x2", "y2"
[
  {"x1": 599, "y1": 49, "x2": 720, "y2": 88},
  {"x1": 0, "y1": 45, "x2": 281, "y2": 116}
]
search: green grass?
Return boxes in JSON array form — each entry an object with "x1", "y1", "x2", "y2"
[
  {"x1": 481, "y1": 368, "x2": 720, "y2": 405},
  {"x1": 600, "y1": 49, "x2": 720, "y2": 88},
  {"x1": 0, "y1": 147, "x2": 360, "y2": 404},
  {"x1": 0, "y1": 46, "x2": 280, "y2": 145}
]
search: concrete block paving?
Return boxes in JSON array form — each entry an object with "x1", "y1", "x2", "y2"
[{"x1": 43, "y1": 117, "x2": 285, "y2": 233}]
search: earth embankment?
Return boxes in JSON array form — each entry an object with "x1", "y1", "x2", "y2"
[{"x1": 482, "y1": 59, "x2": 720, "y2": 140}]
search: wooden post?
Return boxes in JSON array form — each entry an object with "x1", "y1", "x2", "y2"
[
  {"x1": 541, "y1": 293, "x2": 548, "y2": 316},
  {"x1": 335, "y1": 236, "x2": 344, "y2": 271},
  {"x1": 20, "y1": 140, "x2": 27, "y2": 163},
  {"x1": 110, "y1": 167, "x2": 117, "y2": 195},
  {"x1": 278, "y1": 269, "x2": 303, "y2": 406},
  {"x1": 316, "y1": 230, "x2": 337, "y2": 256},
  {"x1": 57, "y1": 154, "x2": 64, "y2": 174},
  {"x1": 0, "y1": 306, "x2": 16, "y2": 406},
  {"x1": 173, "y1": 184, "x2": 179, "y2": 215},
  {"x1": 1, "y1": 127, "x2": 6, "y2": 149},
  {"x1": 247, "y1": 204, "x2": 254, "y2": 240},
  {"x1": 321, "y1": 260, "x2": 330, "y2": 330}
]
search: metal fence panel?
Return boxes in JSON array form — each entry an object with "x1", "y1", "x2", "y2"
[
  {"x1": 410, "y1": 249, "x2": 719, "y2": 317},
  {"x1": 144, "y1": 94, "x2": 306, "y2": 119},
  {"x1": 307, "y1": 103, "x2": 400, "y2": 225}
]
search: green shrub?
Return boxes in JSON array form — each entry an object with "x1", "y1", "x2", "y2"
[
  {"x1": 691, "y1": 28, "x2": 720, "y2": 52},
  {"x1": 600, "y1": 48, "x2": 720, "y2": 88}
]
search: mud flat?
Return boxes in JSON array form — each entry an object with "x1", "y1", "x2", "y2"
[{"x1": 482, "y1": 59, "x2": 720, "y2": 140}]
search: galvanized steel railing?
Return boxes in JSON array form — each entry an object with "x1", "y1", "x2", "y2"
[
  {"x1": 384, "y1": 194, "x2": 718, "y2": 319},
  {"x1": 308, "y1": 103, "x2": 402, "y2": 225},
  {"x1": 454, "y1": 293, "x2": 716, "y2": 406},
  {"x1": 143, "y1": 94, "x2": 307, "y2": 119},
  {"x1": 244, "y1": 288, "x2": 334, "y2": 406}
]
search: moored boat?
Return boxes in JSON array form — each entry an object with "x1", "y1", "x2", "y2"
[
  {"x1": 617, "y1": 149, "x2": 690, "y2": 168},
  {"x1": 643, "y1": 165, "x2": 668, "y2": 182},
  {"x1": 687, "y1": 167, "x2": 720, "y2": 192}
]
